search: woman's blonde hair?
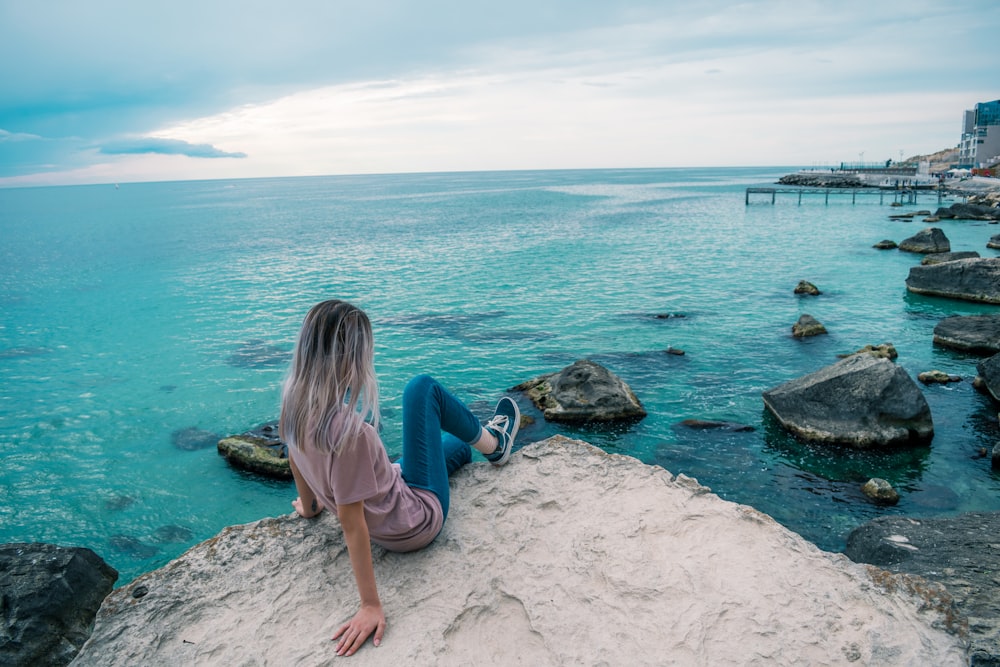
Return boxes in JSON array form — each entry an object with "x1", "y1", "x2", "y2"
[{"x1": 279, "y1": 300, "x2": 380, "y2": 452}]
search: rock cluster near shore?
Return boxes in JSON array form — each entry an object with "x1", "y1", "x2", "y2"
[{"x1": 71, "y1": 437, "x2": 969, "y2": 666}]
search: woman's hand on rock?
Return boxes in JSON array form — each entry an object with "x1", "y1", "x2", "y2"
[{"x1": 332, "y1": 603, "x2": 385, "y2": 656}]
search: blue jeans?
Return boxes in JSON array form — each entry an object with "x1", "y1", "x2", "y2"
[{"x1": 398, "y1": 374, "x2": 479, "y2": 519}]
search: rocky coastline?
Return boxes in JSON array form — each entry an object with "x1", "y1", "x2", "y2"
[
  {"x1": 5, "y1": 167, "x2": 1000, "y2": 666},
  {"x1": 68, "y1": 439, "x2": 972, "y2": 665}
]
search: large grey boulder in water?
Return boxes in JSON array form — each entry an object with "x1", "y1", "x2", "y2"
[
  {"x1": 898, "y1": 227, "x2": 950, "y2": 254},
  {"x1": 906, "y1": 257, "x2": 1000, "y2": 304},
  {"x1": 933, "y1": 314, "x2": 1000, "y2": 353},
  {"x1": 762, "y1": 354, "x2": 933, "y2": 449}
]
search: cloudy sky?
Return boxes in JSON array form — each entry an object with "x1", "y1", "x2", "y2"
[{"x1": 1, "y1": 0, "x2": 997, "y2": 186}]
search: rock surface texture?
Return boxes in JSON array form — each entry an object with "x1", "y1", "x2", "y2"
[
  {"x1": 762, "y1": 354, "x2": 933, "y2": 448},
  {"x1": 845, "y1": 512, "x2": 1000, "y2": 665},
  {"x1": 976, "y1": 352, "x2": 1000, "y2": 402},
  {"x1": 1, "y1": 543, "x2": 118, "y2": 667},
  {"x1": 921, "y1": 251, "x2": 981, "y2": 265},
  {"x1": 512, "y1": 359, "x2": 646, "y2": 423},
  {"x1": 906, "y1": 258, "x2": 1000, "y2": 304},
  {"x1": 934, "y1": 314, "x2": 1000, "y2": 354},
  {"x1": 71, "y1": 438, "x2": 968, "y2": 666}
]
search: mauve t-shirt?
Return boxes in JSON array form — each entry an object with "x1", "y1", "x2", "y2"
[{"x1": 288, "y1": 421, "x2": 443, "y2": 553}]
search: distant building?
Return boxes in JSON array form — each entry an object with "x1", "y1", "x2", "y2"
[{"x1": 958, "y1": 99, "x2": 1000, "y2": 169}]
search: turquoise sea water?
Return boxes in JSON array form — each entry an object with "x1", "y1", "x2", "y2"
[{"x1": 2, "y1": 167, "x2": 999, "y2": 585}]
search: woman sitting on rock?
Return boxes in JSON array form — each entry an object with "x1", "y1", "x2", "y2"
[{"x1": 279, "y1": 299, "x2": 519, "y2": 657}]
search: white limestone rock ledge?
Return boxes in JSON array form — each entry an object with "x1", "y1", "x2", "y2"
[{"x1": 71, "y1": 436, "x2": 969, "y2": 666}]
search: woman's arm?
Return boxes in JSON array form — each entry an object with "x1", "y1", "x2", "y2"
[
  {"x1": 289, "y1": 454, "x2": 323, "y2": 518},
  {"x1": 333, "y1": 500, "x2": 386, "y2": 656}
]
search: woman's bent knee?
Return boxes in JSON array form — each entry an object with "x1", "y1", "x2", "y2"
[{"x1": 403, "y1": 374, "x2": 436, "y2": 402}]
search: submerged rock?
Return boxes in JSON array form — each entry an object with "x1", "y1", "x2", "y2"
[
  {"x1": 899, "y1": 227, "x2": 951, "y2": 254},
  {"x1": 73, "y1": 437, "x2": 968, "y2": 666},
  {"x1": 678, "y1": 419, "x2": 755, "y2": 432},
  {"x1": 906, "y1": 258, "x2": 1000, "y2": 304},
  {"x1": 512, "y1": 360, "x2": 646, "y2": 423},
  {"x1": 108, "y1": 535, "x2": 158, "y2": 559},
  {"x1": 762, "y1": 354, "x2": 933, "y2": 449},
  {"x1": 933, "y1": 314, "x2": 1000, "y2": 354},
  {"x1": 171, "y1": 426, "x2": 222, "y2": 451},
  {"x1": 0, "y1": 543, "x2": 117, "y2": 667}
]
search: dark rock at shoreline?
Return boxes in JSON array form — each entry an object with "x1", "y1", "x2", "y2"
[
  {"x1": 777, "y1": 173, "x2": 863, "y2": 188},
  {"x1": 975, "y1": 352, "x2": 1000, "y2": 402},
  {"x1": 988, "y1": 234, "x2": 1000, "y2": 250},
  {"x1": 792, "y1": 314, "x2": 827, "y2": 337},
  {"x1": 873, "y1": 239, "x2": 898, "y2": 249},
  {"x1": 512, "y1": 360, "x2": 646, "y2": 423},
  {"x1": 906, "y1": 258, "x2": 1000, "y2": 304},
  {"x1": 921, "y1": 251, "x2": 980, "y2": 265},
  {"x1": 0, "y1": 543, "x2": 118, "y2": 666},
  {"x1": 934, "y1": 202, "x2": 1000, "y2": 221},
  {"x1": 762, "y1": 354, "x2": 933, "y2": 449},
  {"x1": 153, "y1": 524, "x2": 194, "y2": 543},
  {"x1": 845, "y1": 512, "x2": 1000, "y2": 663},
  {"x1": 899, "y1": 227, "x2": 951, "y2": 254}
]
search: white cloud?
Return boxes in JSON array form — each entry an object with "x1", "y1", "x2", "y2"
[{"x1": 1, "y1": 0, "x2": 995, "y2": 185}]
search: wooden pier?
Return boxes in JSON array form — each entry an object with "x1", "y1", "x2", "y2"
[{"x1": 745, "y1": 187, "x2": 958, "y2": 206}]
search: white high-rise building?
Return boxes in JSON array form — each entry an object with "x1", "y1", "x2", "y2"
[{"x1": 958, "y1": 99, "x2": 1000, "y2": 169}]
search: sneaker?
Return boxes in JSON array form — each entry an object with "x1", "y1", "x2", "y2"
[{"x1": 484, "y1": 396, "x2": 520, "y2": 466}]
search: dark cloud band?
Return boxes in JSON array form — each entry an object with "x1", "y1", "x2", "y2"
[{"x1": 100, "y1": 137, "x2": 246, "y2": 159}]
